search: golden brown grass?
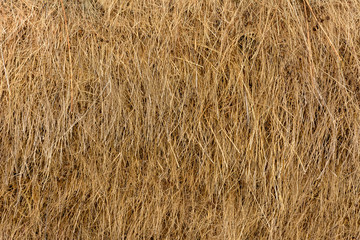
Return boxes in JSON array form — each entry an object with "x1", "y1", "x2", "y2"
[{"x1": 1, "y1": 0, "x2": 360, "y2": 239}]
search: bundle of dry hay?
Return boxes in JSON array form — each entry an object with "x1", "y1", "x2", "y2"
[{"x1": 1, "y1": 0, "x2": 360, "y2": 239}]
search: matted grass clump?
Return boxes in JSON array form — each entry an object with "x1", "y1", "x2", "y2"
[{"x1": 1, "y1": 0, "x2": 360, "y2": 239}]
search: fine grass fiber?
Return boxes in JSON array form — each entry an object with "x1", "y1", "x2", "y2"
[{"x1": 1, "y1": 0, "x2": 360, "y2": 239}]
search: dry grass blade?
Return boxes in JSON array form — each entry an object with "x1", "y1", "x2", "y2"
[
  {"x1": 0, "y1": 44, "x2": 11, "y2": 97},
  {"x1": 60, "y1": 0, "x2": 74, "y2": 112}
]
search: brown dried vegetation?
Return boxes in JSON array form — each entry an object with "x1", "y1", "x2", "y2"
[{"x1": 1, "y1": 0, "x2": 360, "y2": 239}]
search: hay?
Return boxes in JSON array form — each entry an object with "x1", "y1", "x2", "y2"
[{"x1": 1, "y1": 0, "x2": 360, "y2": 239}]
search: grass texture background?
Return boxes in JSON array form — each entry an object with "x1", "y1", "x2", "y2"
[{"x1": 1, "y1": 0, "x2": 360, "y2": 239}]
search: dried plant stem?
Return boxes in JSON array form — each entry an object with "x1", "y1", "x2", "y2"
[
  {"x1": 0, "y1": 44, "x2": 10, "y2": 97},
  {"x1": 303, "y1": 0, "x2": 336, "y2": 128},
  {"x1": 60, "y1": 0, "x2": 74, "y2": 112}
]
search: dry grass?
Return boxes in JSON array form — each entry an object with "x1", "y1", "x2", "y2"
[{"x1": 1, "y1": 0, "x2": 360, "y2": 239}]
